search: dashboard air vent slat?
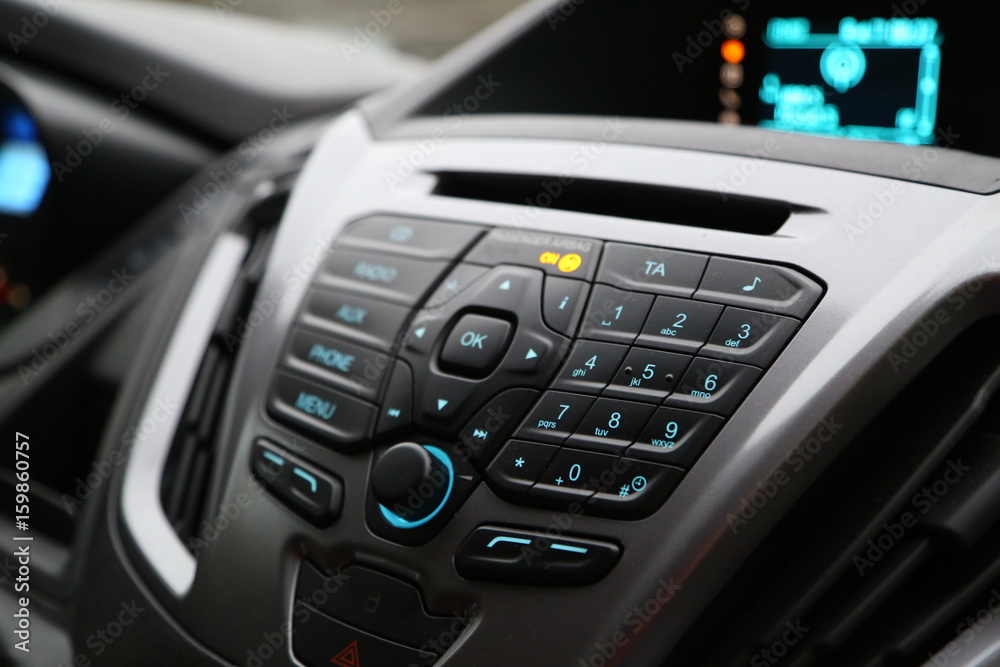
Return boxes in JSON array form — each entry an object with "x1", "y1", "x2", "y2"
[{"x1": 159, "y1": 184, "x2": 292, "y2": 554}]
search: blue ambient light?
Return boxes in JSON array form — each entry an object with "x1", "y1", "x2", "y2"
[{"x1": 0, "y1": 108, "x2": 50, "y2": 217}]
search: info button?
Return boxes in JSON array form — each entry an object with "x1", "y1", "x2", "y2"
[{"x1": 440, "y1": 314, "x2": 512, "y2": 377}]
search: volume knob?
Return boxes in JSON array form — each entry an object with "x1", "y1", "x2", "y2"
[{"x1": 372, "y1": 443, "x2": 454, "y2": 528}]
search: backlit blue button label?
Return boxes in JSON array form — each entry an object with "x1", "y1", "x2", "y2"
[
  {"x1": 460, "y1": 331, "x2": 489, "y2": 349},
  {"x1": 388, "y1": 225, "x2": 414, "y2": 243},
  {"x1": 294, "y1": 392, "x2": 337, "y2": 420},
  {"x1": 306, "y1": 343, "x2": 355, "y2": 373},
  {"x1": 352, "y1": 261, "x2": 398, "y2": 284},
  {"x1": 334, "y1": 303, "x2": 367, "y2": 325}
]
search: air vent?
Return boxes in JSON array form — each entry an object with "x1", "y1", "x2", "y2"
[
  {"x1": 432, "y1": 171, "x2": 809, "y2": 234},
  {"x1": 159, "y1": 186, "x2": 290, "y2": 554},
  {"x1": 669, "y1": 313, "x2": 1000, "y2": 667}
]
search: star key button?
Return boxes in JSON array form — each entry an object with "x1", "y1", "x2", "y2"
[{"x1": 485, "y1": 440, "x2": 558, "y2": 501}]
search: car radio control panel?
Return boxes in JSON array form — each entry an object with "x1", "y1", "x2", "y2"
[{"x1": 251, "y1": 215, "x2": 822, "y2": 666}]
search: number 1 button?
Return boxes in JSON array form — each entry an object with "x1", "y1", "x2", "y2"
[{"x1": 579, "y1": 286, "x2": 654, "y2": 344}]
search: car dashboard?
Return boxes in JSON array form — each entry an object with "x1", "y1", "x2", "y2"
[{"x1": 2, "y1": 1, "x2": 1000, "y2": 666}]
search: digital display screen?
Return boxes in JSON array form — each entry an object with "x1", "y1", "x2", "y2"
[
  {"x1": 757, "y1": 17, "x2": 940, "y2": 144},
  {"x1": 0, "y1": 105, "x2": 50, "y2": 217},
  {"x1": 415, "y1": 1, "x2": 997, "y2": 156}
]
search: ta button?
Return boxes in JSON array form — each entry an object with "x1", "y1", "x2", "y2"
[{"x1": 440, "y1": 314, "x2": 513, "y2": 377}]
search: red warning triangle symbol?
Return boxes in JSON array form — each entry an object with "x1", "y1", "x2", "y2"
[{"x1": 330, "y1": 640, "x2": 360, "y2": 667}]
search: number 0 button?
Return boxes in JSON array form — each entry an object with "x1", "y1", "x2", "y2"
[{"x1": 665, "y1": 358, "x2": 762, "y2": 416}]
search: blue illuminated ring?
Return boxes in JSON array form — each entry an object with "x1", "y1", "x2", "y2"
[{"x1": 378, "y1": 445, "x2": 454, "y2": 529}]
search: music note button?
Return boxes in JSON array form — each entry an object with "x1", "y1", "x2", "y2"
[{"x1": 694, "y1": 257, "x2": 823, "y2": 318}]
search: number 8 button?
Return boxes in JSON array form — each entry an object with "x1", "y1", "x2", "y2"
[{"x1": 565, "y1": 398, "x2": 656, "y2": 453}]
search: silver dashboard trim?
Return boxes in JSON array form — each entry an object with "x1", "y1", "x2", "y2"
[{"x1": 120, "y1": 232, "x2": 249, "y2": 598}]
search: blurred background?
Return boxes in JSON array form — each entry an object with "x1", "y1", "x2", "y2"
[{"x1": 131, "y1": 0, "x2": 531, "y2": 59}]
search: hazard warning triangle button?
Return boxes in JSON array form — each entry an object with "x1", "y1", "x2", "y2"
[
  {"x1": 292, "y1": 601, "x2": 437, "y2": 667},
  {"x1": 330, "y1": 640, "x2": 360, "y2": 667}
]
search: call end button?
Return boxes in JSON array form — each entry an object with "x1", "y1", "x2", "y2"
[
  {"x1": 439, "y1": 314, "x2": 513, "y2": 377},
  {"x1": 454, "y1": 526, "x2": 621, "y2": 585}
]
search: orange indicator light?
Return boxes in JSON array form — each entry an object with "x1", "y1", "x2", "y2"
[
  {"x1": 557, "y1": 253, "x2": 583, "y2": 273},
  {"x1": 539, "y1": 251, "x2": 561, "y2": 266},
  {"x1": 721, "y1": 39, "x2": 745, "y2": 64}
]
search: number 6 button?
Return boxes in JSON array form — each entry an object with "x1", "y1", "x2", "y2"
[{"x1": 666, "y1": 358, "x2": 762, "y2": 416}]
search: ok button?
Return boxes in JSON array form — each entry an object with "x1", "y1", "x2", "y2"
[{"x1": 440, "y1": 314, "x2": 513, "y2": 377}]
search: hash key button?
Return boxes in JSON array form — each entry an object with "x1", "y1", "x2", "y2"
[{"x1": 440, "y1": 314, "x2": 512, "y2": 377}]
